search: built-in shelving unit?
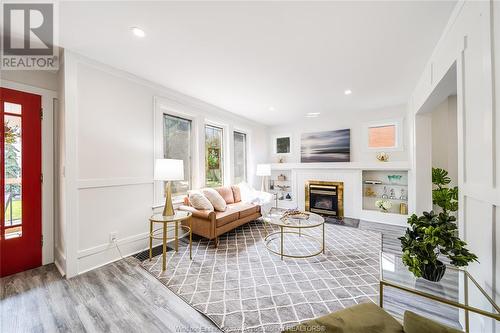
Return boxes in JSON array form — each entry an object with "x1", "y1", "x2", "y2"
[
  {"x1": 269, "y1": 169, "x2": 296, "y2": 209},
  {"x1": 362, "y1": 170, "x2": 408, "y2": 215}
]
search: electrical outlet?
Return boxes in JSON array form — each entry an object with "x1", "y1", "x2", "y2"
[{"x1": 109, "y1": 232, "x2": 118, "y2": 243}]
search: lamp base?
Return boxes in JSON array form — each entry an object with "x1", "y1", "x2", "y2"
[{"x1": 162, "y1": 181, "x2": 175, "y2": 216}]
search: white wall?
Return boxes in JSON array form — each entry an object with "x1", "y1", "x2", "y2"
[
  {"x1": 431, "y1": 95, "x2": 458, "y2": 186},
  {"x1": 60, "y1": 50, "x2": 269, "y2": 277},
  {"x1": 1, "y1": 70, "x2": 58, "y2": 91},
  {"x1": 410, "y1": 1, "x2": 499, "y2": 331},
  {"x1": 268, "y1": 104, "x2": 409, "y2": 164}
]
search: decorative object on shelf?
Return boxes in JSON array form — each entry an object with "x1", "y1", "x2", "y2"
[
  {"x1": 381, "y1": 186, "x2": 388, "y2": 199},
  {"x1": 276, "y1": 185, "x2": 290, "y2": 191},
  {"x1": 399, "y1": 168, "x2": 478, "y2": 282},
  {"x1": 399, "y1": 188, "x2": 406, "y2": 200},
  {"x1": 256, "y1": 164, "x2": 271, "y2": 191},
  {"x1": 399, "y1": 203, "x2": 407, "y2": 215},
  {"x1": 277, "y1": 155, "x2": 286, "y2": 163},
  {"x1": 364, "y1": 187, "x2": 376, "y2": 197},
  {"x1": 364, "y1": 180, "x2": 382, "y2": 185},
  {"x1": 300, "y1": 128, "x2": 351, "y2": 162},
  {"x1": 387, "y1": 175, "x2": 402, "y2": 184},
  {"x1": 285, "y1": 193, "x2": 292, "y2": 200},
  {"x1": 269, "y1": 180, "x2": 275, "y2": 190},
  {"x1": 375, "y1": 199, "x2": 392, "y2": 212},
  {"x1": 389, "y1": 188, "x2": 396, "y2": 199},
  {"x1": 154, "y1": 159, "x2": 184, "y2": 217},
  {"x1": 376, "y1": 152, "x2": 389, "y2": 162},
  {"x1": 277, "y1": 174, "x2": 286, "y2": 181}
]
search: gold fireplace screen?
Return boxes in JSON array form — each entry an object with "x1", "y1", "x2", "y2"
[{"x1": 305, "y1": 180, "x2": 344, "y2": 219}]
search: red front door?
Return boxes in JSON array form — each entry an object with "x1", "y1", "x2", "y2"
[{"x1": 0, "y1": 87, "x2": 42, "y2": 277}]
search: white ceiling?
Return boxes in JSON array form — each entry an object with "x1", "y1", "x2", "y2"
[{"x1": 59, "y1": 1, "x2": 456, "y2": 126}]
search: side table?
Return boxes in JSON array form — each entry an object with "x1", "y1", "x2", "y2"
[{"x1": 149, "y1": 211, "x2": 192, "y2": 271}]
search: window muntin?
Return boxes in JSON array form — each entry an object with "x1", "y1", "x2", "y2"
[
  {"x1": 205, "y1": 125, "x2": 224, "y2": 187},
  {"x1": 163, "y1": 114, "x2": 192, "y2": 196},
  {"x1": 233, "y1": 131, "x2": 247, "y2": 183}
]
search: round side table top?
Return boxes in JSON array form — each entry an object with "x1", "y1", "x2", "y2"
[{"x1": 149, "y1": 211, "x2": 192, "y2": 223}]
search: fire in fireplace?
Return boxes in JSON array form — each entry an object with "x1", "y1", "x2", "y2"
[{"x1": 305, "y1": 181, "x2": 344, "y2": 218}]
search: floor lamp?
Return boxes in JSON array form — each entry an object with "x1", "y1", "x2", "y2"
[{"x1": 256, "y1": 164, "x2": 271, "y2": 192}]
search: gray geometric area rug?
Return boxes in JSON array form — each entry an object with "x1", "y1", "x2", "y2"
[{"x1": 141, "y1": 220, "x2": 381, "y2": 332}]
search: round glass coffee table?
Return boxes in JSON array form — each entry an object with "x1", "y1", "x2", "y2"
[{"x1": 263, "y1": 208, "x2": 325, "y2": 260}]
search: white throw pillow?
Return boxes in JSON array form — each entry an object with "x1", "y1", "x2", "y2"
[
  {"x1": 188, "y1": 191, "x2": 214, "y2": 211},
  {"x1": 202, "y1": 188, "x2": 227, "y2": 211},
  {"x1": 237, "y1": 181, "x2": 258, "y2": 203}
]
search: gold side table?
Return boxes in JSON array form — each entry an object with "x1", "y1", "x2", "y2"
[{"x1": 149, "y1": 211, "x2": 192, "y2": 271}]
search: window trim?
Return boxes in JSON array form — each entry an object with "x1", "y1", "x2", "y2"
[
  {"x1": 163, "y1": 113, "x2": 193, "y2": 197},
  {"x1": 153, "y1": 97, "x2": 198, "y2": 207},
  {"x1": 233, "y1": 130, "x2": 248, "y2": 183},
  {"x1": 363, "y1": 118, "x2": 404, "y2": 151}
]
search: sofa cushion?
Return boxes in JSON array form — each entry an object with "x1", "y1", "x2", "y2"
[
  {"x1": 188, "y1": 191, "x2": 214, "y2": 210},
  {"x1": 403, "y1": 311, "x2": 463, "y2": 333},
  {"x1": 202, "y1": 188, "x2": 227, "y2": 211},
  {"x1": 215, "y1": 208, "x2": 239, "y2": 227},
  {"x1": 228, "y1": 202, "x2": 258, "y2": 219},
  {"x1": 215, "y1": 186, "x2": 235, "y2": 204},
  {"x1": 231, "y1": 185, "x2": 242, "y2": 202},
  {"x1": 283, "y1": 302, "x2": 403, "y2": 333}
]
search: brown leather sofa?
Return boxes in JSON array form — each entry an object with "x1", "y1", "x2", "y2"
[{"x1": 178, "y1": 186, "x2": 261, "y2": 246}]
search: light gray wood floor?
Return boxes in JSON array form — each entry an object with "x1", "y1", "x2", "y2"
[
  {"x1": 1, "y1": 220, "x2": 461, "y2": 332},
  {"x1": 0, "y1": 258, "x2": 219, "y2": 333}
]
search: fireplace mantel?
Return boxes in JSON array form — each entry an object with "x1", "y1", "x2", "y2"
[{"x1": 270, "y1": 161, "x2": 410, "y2": 171}]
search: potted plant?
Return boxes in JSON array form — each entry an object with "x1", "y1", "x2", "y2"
[{"x1": 399, "y1": 168, "x2": 478, "y2": 282}]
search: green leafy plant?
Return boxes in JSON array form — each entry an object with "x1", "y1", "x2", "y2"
[
  {"x1": 399, "y1": 168, "x2": 478, "y2": 280},
  {"x1": 432, "y1": 168, "x2": 458, "y2": 214}
]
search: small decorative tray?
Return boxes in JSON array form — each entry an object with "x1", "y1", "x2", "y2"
[{"x1": 280, "y1": 209, "x2": 310, "y2": 221}]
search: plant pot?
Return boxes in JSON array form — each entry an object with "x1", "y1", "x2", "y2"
[{"x1": 421, "y1": 260, "x2": 446, "y2": 282}]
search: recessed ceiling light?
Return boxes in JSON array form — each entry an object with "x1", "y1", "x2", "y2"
[
  {"x1": 131, "y1": 27, "x2": 146, "y2": 38},
  {"x1": 344, "y1": 89, "x2": 352, "y2": 95},
  {"x1": 269, "y1": 106, "x2": 275, "y2": 111},
  {"x1": 305, "y1": 112, "x2": 320, "y2": 118}
]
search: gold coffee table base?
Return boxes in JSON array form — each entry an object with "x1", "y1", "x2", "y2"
[{"x1": 264, "y1": 223, "x2": 325, "y2": 260}]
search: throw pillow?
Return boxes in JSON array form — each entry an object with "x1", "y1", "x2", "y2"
[
  {"x1": 403, "y1": 311, "x2": 463, "y2": 333},
  {"x1": 202, "y1": 188, "x2": 227, "y2": 211},
  {"x1": 231, "y1": 185, "x2": 241, "y2": 202},
  {"x1": 187, "y1": 191, "x2": 214, "y2": 211},
  {"x1": 215, "y1": 186, "x2": 235, "y2": 204}
]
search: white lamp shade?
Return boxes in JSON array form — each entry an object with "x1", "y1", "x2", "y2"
[
  {"x1": 154, "y1": 159, "x2": 184, "y2": 181},
  {"x1": 256, "y1": 164, "x2": 271, "y2": 176}
]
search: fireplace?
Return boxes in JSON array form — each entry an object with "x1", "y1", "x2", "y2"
[{"x1": 305, "y1": 181, "x2": 344, "y2": 218}]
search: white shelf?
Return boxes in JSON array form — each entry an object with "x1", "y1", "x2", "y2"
[{"x1": 271, "y1": 161, "x2": 411, "y2": 171}]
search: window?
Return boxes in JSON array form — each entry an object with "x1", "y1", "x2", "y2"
[
  {"x1": 366, "y1": 120, "x2": 402, "y2": 150},
  {"x1": 233, "y1": 131, "x2": 247, "y2": 183},
  {"x1": 205, "y1": 125, "x2": 224, "y2": 187},
  {"x1": 163, "y1": 114, "x2": 192, "y2": 195}
]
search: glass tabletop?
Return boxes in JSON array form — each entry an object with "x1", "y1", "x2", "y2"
[
  {"x1": 150, "y1": 211, "x2": 192, "y2": 222},
  {"x1": 380, "y1": 251, "x2": 500, "y2": 316},
  {"x1": 263, "y1": 207, "x2": 324, "y2": 228}
]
